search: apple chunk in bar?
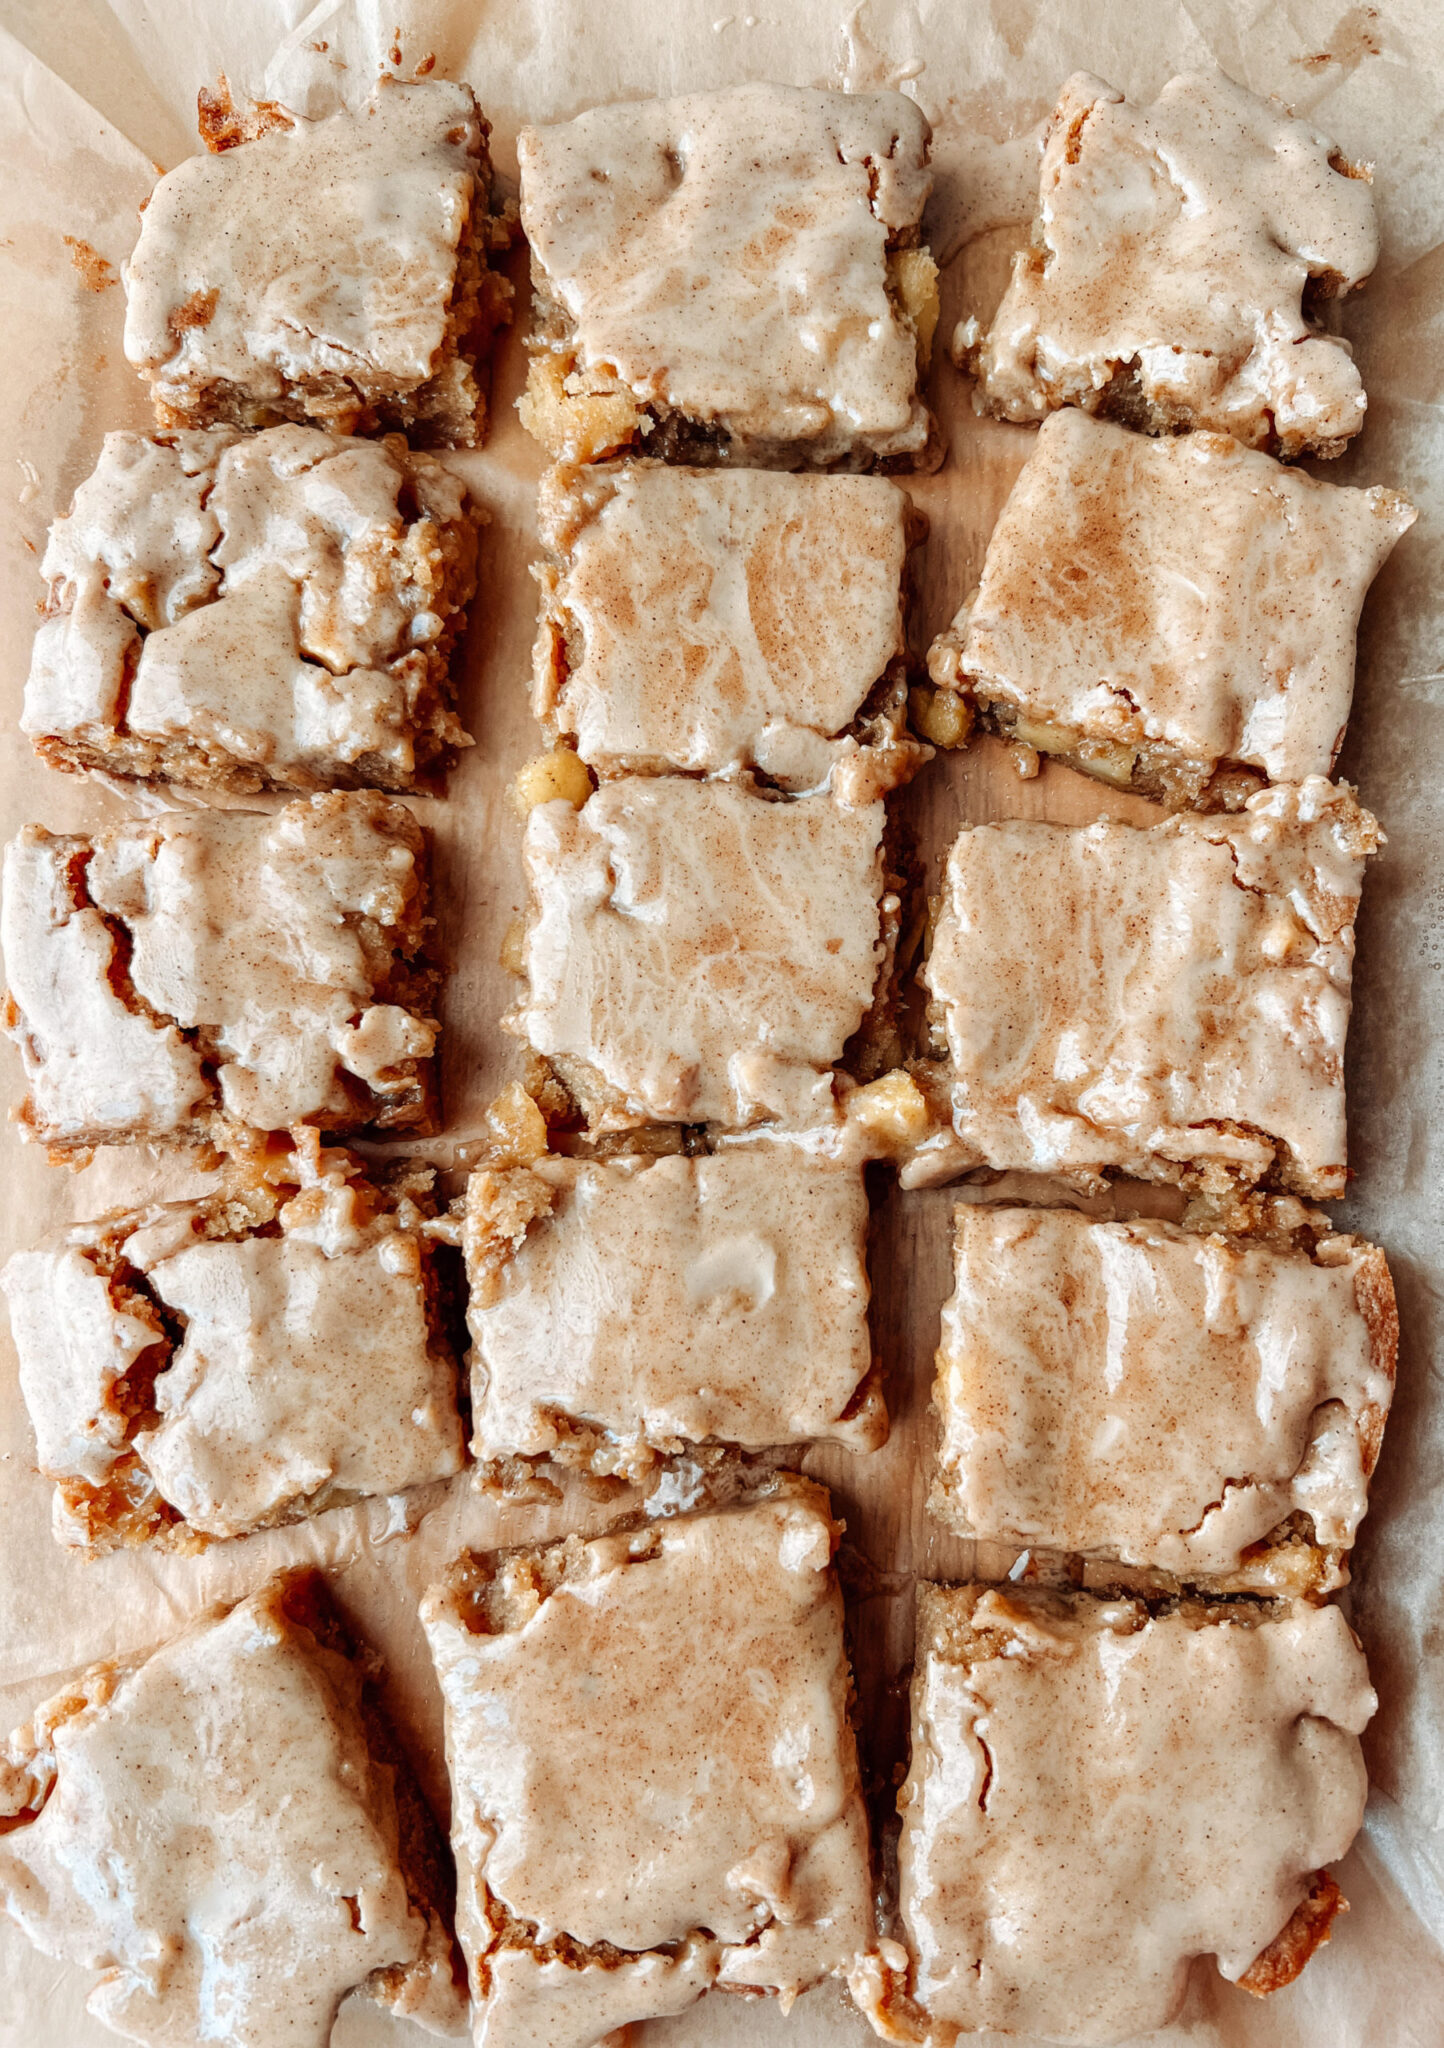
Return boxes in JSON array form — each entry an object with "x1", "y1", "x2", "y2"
[
  {"x1": 860, "y1": 1585, "x2": 1374, "y2": 2045},
  {"x1": 465, "y1": 1125, "x2": 883, "y2": 1486},
  {"x1": 124, "y1": 78, "x2": 513, "y2": 447},
  {"x1": 917, "y1": 778, "x2": 1377, "y2": 1198},
  {"x1": 518, "y1": 84, "x2": 938, "y2": 469},
  {"x1": 24, "y1": 426, "x2": 478, "y2": 794},
  {"x1": 932, "y1": 1207, "x2": 1396, "y2": 1595},
  {"x1": 509, "y1": 777, "x2": 896, "y2": 1129},
  {"x1": 1, "y1": 792, "x2": 438, "y2": 1159},
  {"x1": 927, "y1": 412, "x2": 1414, "y2": 806},
  {"x1": 420, "y1": 1479, "x2": 878, "y2": 2046},
  {"x1": 0, "y1": 1574, "x2": 464, "y2": 2047},
  {"x1": 533, "y1": 462, "x2": 926, "y2": 795},
  {"x1": 0, "y1": 1144, "x2": 465, "y2": 1552},
  {"x1": 963, "y1": 70, "x2": 1378, "y2": 458}
]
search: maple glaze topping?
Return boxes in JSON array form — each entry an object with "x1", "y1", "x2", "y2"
[
  {"x1": 537, "y1": 462, "x2": 909, "y2": 786},
  {"x1": 976, "y1": 70, "x2": 1377, "y2": 457},
  {"x1": 934, "y1": 411, "x2": 1414, "y2": 784},
  {"x1": 922, "y1": 779, "x2": 1377, "y2": 1194},
  {"x1": 468, "y1": 1145, "x2": 879, "y2": 1467},
  {"x1": 895, "y1": 1585, "x2": 1373, "y2": 2043},
  {"x1": 513, "y1": 777, "x2": 887, "y2": 1127},
  {"x1": 934, "y1": 1206, "x2": 1393, "y2": 1575},
  {"x1": 520, "y1": 84, "x2": 932, "y2": 461}
]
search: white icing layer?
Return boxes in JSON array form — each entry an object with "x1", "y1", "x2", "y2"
[
  {"x1": 535, "y1": 462, "x2": 911, "y2": 787},
  {"x1": 0, "y1": 1583, "x2": 450, "y2": 2048},
  {"x1": 2, "y1": 795, "x2": 434, "y2": 1147},
  {"x1": 124, "y1": 81, "x2": 484, "y2": 425},
  {"x1": 421, "y1": 1483, "x2": 876, "y2": 2042},
  {"x1": 23, "y1": 424, "x2": 473, "y2": 791}
]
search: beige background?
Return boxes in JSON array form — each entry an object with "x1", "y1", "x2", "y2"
[{"x1": 0, "y1": 2, "x2": 1442, "y2": 2042}]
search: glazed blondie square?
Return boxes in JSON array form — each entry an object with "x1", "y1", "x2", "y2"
[
  {"x1": 927, "y1": 411, "x2": 1414, "y2": 806},
  {"x1": 932, "y1": 1206, "x2": 1396, "y2": 1595},
  {"x1": 509, "y1": 776, "x2": 898, "y2": 1129},
  {"x1": 917, "y1": 779, "x2": 1378, "y2": 1199},
  {"x1": 2, "y1": 793, "x2": 439, "y2": 1157},
  {"x1": 0, "y1": 1574, "x2": 463, "y2": 2047},
  {"x1": 1, "y1": 1141, "x2": 465, "y2": 1550},
  {"x1": 860, "y1": 1584, "x2": 1374, "y2": 2044},
  {"x1": 532, "y1": 461, "x2": 925, "y2": 795},
  {"x1": 123, "y1": 79, "x2": 513, "y2": 446},
  {"x1": 24, "y1": 426, "x2": 477, "y2": 794},
  {"x1": 963, "y1": 70, "x2": 1378, "y2": 458},
  {"x1": 518, "y1": 84, "x2": 938, "y2": 469},
  {"x1": 420, "y1": 1478, "x2": 878, "y2": 2046},
  {"x1": 464, "y1": 1122, "x2": 884, "y2": 1486}
]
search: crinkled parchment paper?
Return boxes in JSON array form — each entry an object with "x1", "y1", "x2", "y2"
[{"x1": 0, "y1": 2, "x2": 1442, "y2": 2043}]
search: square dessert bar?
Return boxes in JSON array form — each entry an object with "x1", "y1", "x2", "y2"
[
  {"x1": 532, "y1": 462, "x2": 924, "y2": 797},
  {"x1": 465, "y1": 1131, "x2": 883, "y2": 1485},
  {"x1": 2, "y1": 792, "x2": 438, "y2": 1158},
  {"x1": 919, "y1": 779, "x2": 1378, "y2": 1198},
  {"x1": 510, "y1": 777, "x2": 896, "y2": 1129},
  {"x1": 1, "y1": 1143, "x2": 465, "y2": 1551},
  {"x1": 123, "y1": 79, "x2": 512, "y2": 446},
  {"x1": 420, "y1": 1479, "x2": 878, "y2": 2045},
  {"x1": 0, "y1": 1574, "x2": 463, "y2": 2046},
  {"x1": 25, "y1": 425, "x2": 478, "y2": 795},
  {"x1": 932, "y1": 1206, "x2": 1396, "y2": 1595},
  {"x1": 518, "y1": 83, "x2": 938, "y2": 469},
  {"x1": 928, "y1": 411, "x2": 1415, "y2": 807},
  {"x1": 866, "y1": 1585, "x2": 1373, "y2": 2044},
  {"x1": 965, "y1": 71, "x2": 1378, "y2": 458}
]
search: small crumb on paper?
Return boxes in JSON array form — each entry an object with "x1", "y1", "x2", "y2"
[{"x1": 61, "y1": 235, "x2": 116, "y2": 290}]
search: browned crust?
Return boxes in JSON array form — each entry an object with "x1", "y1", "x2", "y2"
[
  {"x1": 1236, "y1": 1870, "x2": 1347, "y2": 1996},
  {"x1": 1351, "y1": 1243, "x2": 1399, "y2": 1475}
]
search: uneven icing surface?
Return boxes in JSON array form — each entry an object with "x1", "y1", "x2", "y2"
[
  {"x1": 935, "y1": 411, "x2": 1414, "y2": 783},
  {"x1": 2, "y1": 795, "x2": 433, "y2": 1144},
  {"x1": 934, "y1": 1208, "x2": 1394, "y2": 1575},
  {"x1": 124, "y1": 82, "x2": 480, "y2": 408},
  {"x1": 513, "y1": 779, "x2": 887, "y2": 1126},
  {"x1": 976, "y1": 70, "x2": 1378, "y2": 456},
  {"x1": 922, "y1": 778, "x2": 1373, "y2": 1193},
  {"x1": 520, "y1": 84, "x2": 931, "y2": 460},
  {"x1": 23, "y1": 425, "x2": 472, "y2": 787},
  {"x1": 896, "y1": 1587, "x2": 1374, "y2": 2042},
  {"x1": 536, "y1": 463, "x2": 909, "y2": 786},
  {"x1": 468, "y1": 1146, "x2": 879, "y2": 1466},
  {"x1": 0, "y1": 1585, "x2": 429, "y2": 2048},
  {"x1": 421, "y1": 1485, "x2": 875, "y2": 2044},
  {"x1": 1, "y1": 829, "x2": 210, "y2": 1144},
  {"x1": 3, "y1": 1176, "x2": 464, "y2": 1540}
]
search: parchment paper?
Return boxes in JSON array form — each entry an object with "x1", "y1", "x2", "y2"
[{"x1": 0, "y1": 3, "x2": 1442, "y2": 2043}]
